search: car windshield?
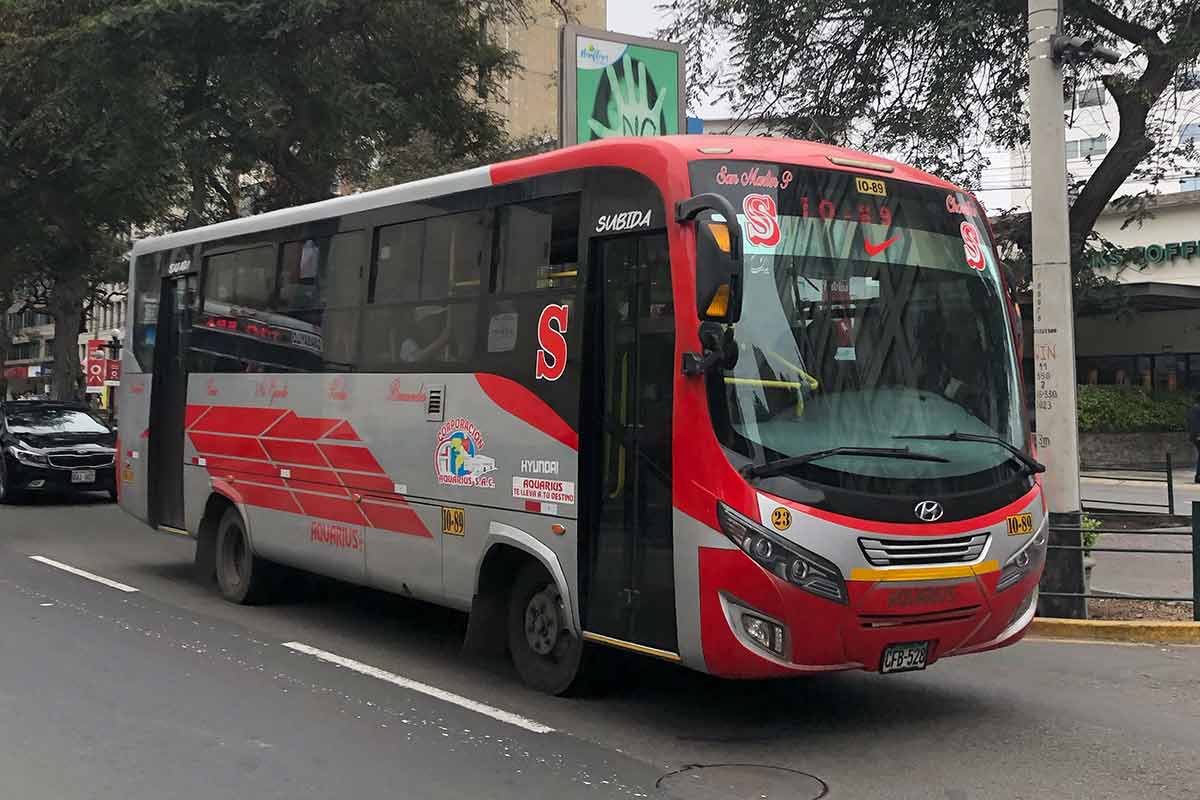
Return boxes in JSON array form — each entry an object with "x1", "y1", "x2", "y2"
[
  {"x1": 691, "y1": 160, "x2": 1025, "y2": 489},
  {"x1": 5, "y1": 407, "x2": 110, "y2": 436}
]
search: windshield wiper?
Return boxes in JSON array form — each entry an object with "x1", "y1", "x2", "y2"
[
  {"x1": 741, "y1": 446, "x2": 951, "y2": 480},
  {"x1": 893, "y1": 431, "x2": 1046, "y2": 475}
]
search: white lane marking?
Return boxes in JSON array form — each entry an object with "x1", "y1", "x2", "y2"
[
  {"x1": 281, "y1": 641, "x2": 555, "y2": 734},
  {"x1": 28, "y1": 556, "x2": 139, "y2": 593}
]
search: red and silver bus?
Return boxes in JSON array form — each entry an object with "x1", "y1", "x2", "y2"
[{"x1": 118, "y1": 136, "x2": 1047, "y2": 694}]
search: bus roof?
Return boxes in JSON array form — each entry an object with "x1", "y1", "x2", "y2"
[{"x1": 131, "y1": 136, "x2": 965, "y2": 258}]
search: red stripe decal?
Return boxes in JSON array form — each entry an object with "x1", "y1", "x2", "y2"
[
  {"x1": 770, "y1": 485, "x2": 1043, "y2": 537},
  {"x1": 361, "y1": 499, "x2": 432, "y2": 538},
  {"x1": 337, "y1": 472, "x2": 396, "y2": 494},
  {"x1": 189, "y1": 406, "x2": 289, "y2": 436},
  {"x1": 323, "y1": 421, "x2": 362, "y2": 441},
  {"x1": 474, "y1": 373, "x2": 578, "y2": 451},
  {"x1": 200, "y1": 456, "x2": 278, "y2": 478},
  {"x1": 260, "y1": 438, "x2": 327, "y2": 467},
  {"x1": 319, "y1": 443, "x2": 385, "y2": 474},
  {"x1": 293, "y1": 491, "x2": 370, "y2": 527},
  {"x1": 236, "y1": 482, "x2": 303, "y2": 514},
  {"x1": 282, "y1": 466, "x2": 343, "y2": 486},
  {"x1": 188, "y1": 433, "x2": 270, "y2": 461},
  {"x1": 184, "y1": 405, "x2": 211, "y2": 429},
  {"x1": 266, "y1": 412, "x2": 343, "y2": 441},
  {"x1": 285, "y1": 478, "x2": 351, "y2": 497},
  {"x1": 524, "y1": 500, "x2": 540, "y2": 512}
]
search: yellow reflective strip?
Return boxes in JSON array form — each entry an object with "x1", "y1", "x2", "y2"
[
  {"x1": 158, "y1": 525, "x2": 191, "y2": 537},
  {"x1": 582, "y1": 632, "x2": 682, "y2": 662},
  {"x1": 849, "y1": 560, "x2": 1000, "y2": 583}
]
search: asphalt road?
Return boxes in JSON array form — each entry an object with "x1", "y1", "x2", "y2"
[{"x1": 2, "y1": 495, "x2": 1199, "y2": 800}]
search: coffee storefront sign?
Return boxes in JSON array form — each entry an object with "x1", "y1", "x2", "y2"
[{"x1": 1089, "y1": 240, "x2": 1200, "y2": 269}]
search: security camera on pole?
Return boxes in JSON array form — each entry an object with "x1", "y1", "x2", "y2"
[{"x1": 1027, "y1": 0, "x2": 1120, "y2": 619}]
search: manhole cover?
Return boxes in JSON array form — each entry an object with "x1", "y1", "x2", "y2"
[{"x1": 657, "y1": 764, "x2": 828, "y2": 800}]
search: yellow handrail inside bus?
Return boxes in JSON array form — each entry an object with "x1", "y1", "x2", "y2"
[{"x1": 609, "y1": 351, "x2": 629, "y2": 500}]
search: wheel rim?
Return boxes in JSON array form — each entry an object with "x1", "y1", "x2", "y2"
[
  {"x1": 524, "y1": 584, "x2": 566, "y2": 657},
  {"x1": 220, "y1": 523, "x2": 248, "y2": 589}
]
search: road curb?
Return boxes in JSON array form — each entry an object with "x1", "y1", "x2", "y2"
[{"x1": 1031, "y1": 617, "x2": 1200, "y2": 644}]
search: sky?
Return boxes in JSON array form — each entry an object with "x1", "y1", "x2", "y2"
[{"x1": 605, "y1": 0, "x2": 731, "y2": 117}]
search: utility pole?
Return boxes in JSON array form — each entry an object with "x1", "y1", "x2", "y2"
[{"x1": 1027, "y1": 0, "x2": 1084, "y2": 618}]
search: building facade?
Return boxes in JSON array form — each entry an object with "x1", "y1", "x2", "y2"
[
  {"x1": 977, "y1": 69, "x2": 1200, "y2": 394},
  {"x1": 3, "y1": 285, "x2": 127, "y2": 402},
  {"x1": 489, "y1": 1, "x2": 606, "y2": 141}
]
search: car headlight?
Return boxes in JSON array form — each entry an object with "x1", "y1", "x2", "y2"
[
  {"x1": 716, "y1": 502, "x2": 848, "y2": 604},
  {"x1": 997, "y1": 520, "x2": 1048, "y2": 592},
  {"x1": 7, "y1": 444, "x2": 49, "y2": 467}
]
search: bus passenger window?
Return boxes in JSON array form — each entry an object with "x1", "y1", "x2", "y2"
[
  {"x1": 360, "y1": 302, "x2": 477, "y2": 370},
  {"x1": 496, "y1": 196, "x2": 580, "y2": 292}
]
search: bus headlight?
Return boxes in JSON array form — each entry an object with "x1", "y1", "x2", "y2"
[
  {"x1": 716, "y1": 502, "x2": 847, "y2": 604},
  {"x1": 997, "y1": 522, "x2": 1048, "y2": 592}
]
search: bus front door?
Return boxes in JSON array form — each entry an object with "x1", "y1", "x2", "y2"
[
  {"x1": 148, "y1": 273, "x2": 196, "y2": 531},
  {"x1": 582, "y1": 232, "x2": 678, "y2": 655}
]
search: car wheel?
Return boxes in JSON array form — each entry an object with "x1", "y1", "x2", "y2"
[
  {"x1": 214, "y1": 507, "x2": 277, "y2": 604},
  {"x1": 507, "y1": 561, "x2": 589, "y2": 695}
]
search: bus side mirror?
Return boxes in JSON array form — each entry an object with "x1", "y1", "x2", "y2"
[{"x1": 676, "y1": 193, "x2": 744, "y2": 324}]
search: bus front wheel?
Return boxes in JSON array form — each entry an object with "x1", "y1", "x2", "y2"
[
  {"x1": 214, "y1": 507, "x2": 276, "y2": 605},
  {"x1": 507, "y1": 561, "x2": 586, "y2": 696}
]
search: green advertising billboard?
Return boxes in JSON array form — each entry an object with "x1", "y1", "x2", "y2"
[{"x1": 559, "y1": 25, "x2": 686, "y2": 147}]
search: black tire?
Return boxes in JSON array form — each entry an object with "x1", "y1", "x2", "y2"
[
  {"x1": 507, "y1": 561, "x2": 588, "y2": 695},
  {"x1": 214, "y1": 506, "x2": 277, "y2": 604}
]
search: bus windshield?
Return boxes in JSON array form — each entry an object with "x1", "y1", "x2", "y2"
[{"x1": 690, "y1": 160, "x2": 1025, "y2": 489}]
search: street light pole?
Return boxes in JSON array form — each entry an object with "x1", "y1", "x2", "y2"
[{"x1": 1028, "y1": 0, "x2": 1085, "y2": 618}]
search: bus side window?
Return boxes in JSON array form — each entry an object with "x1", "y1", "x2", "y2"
[
  {"x1": 276, "y1": 232, "x2": 363, "y2": 369},
  {"x1": 363, "y1": 212, "x2": 491, "y2": 371},
  {"x1": 495, "y1": 196, "x2": 580, "y2": 293}
]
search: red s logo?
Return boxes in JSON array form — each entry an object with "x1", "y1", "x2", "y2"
[
  {"x1": 535, "y1": 304, "x2": 569, "y2": 381},
  {"x1": 961, "y1": 221, "x2": 986, "y2": 271},
  {"x1": 742, "y1": 193, "x2": 781, "y2": 247}
]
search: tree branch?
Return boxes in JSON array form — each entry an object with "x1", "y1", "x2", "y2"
[{"x1": 1065, "y1": 0, "x2": 1159, "y2": 49}]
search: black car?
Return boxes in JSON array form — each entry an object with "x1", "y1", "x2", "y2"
[{"x1": 0, "y1": 401, "x2": 117, "y2": 502}]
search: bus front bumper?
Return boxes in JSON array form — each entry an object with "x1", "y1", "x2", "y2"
[{"x1": 698, "y1": 547, "x2": 1042, "y2": 678}]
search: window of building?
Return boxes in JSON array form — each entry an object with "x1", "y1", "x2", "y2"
[
  {"x1": 10, "y1": 341, "x2": 38, "y2": 361},
  {"x1": 1180, "y1": 122, "x2": 1200, "y2": 146},
  {"x1": 1181, "y1": 176, "x2": 1200, "y2": 192},
  {"x1": 44, "y1": 339, "x2": 54, "y2": 359},
  {"x1": 1065, "y1": 135, "x2": 1107, "y2": 160},
  {"x1": 1072, "y1": 82, "x2": 1105, "y2": 108},
  {"x1": 495, "y1": 196, "x2": 581, "y2": 292}
]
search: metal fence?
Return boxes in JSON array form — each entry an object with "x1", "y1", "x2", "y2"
[
  {"x1": 1080, "y1": 452, "x2": 1176, "y2": 516},
  {"x1": 1039, "y1": 500, "x2": 1198, "y2": 621}
]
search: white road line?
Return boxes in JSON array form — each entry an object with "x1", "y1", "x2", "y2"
[
  {"x1": 28, "y1": 556, "x2": 139, "y2": 593},
  {"x1": 282, "y1": 641, "x2": 555, "y2": 734}
]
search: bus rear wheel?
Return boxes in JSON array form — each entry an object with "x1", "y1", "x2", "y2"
[
  {"x1": 214, "y1": 507, "x2": 276, "y2": 605},
  {"x1": 507, "y1": 561, "x2": 586, "y2": 696}
]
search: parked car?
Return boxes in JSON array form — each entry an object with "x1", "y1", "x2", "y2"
[{"x1": 0, "y1": 400, "x2": 117, "y2": 502}]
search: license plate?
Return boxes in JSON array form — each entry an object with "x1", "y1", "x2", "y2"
[
  {"x1": 881, "y1": 641, "x2": 930, "y2": 674},
  {"x1": 70, "y1": 469, "x2": 96, "y2": 484},
  {"x1": 1007, "y1": 512, "x2": 1034, "y2": 535}
]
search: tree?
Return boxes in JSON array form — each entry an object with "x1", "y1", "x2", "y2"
[
  {"x1": 0, "y1": 1, "x2": 180, "y2": 399},
  {"x1": 105, "y1": 0, "x2": 531, "y2": 227},
  {"x1": 662, "y1": 1, "x2": 1200, "y2": 298}
]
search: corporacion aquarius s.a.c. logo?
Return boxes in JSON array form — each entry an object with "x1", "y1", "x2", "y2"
[{"x1": 434, "y1": 418, "x2": 497, "y2": 488}]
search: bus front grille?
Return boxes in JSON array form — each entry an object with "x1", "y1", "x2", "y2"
[{"x1": 858, "y1": 533, "x2": 989, "y2": 566}]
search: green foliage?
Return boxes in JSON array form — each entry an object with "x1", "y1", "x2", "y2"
[
  {"x1": 1080, "y1": 513, "x2": 1103, "y2": 554},
  {"x1": 661, "y1": 1, "x2": 1200, "y2": 300},
  {"x1": 1076, "y1": 385, "x2": 1193, "y2": 433}
]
